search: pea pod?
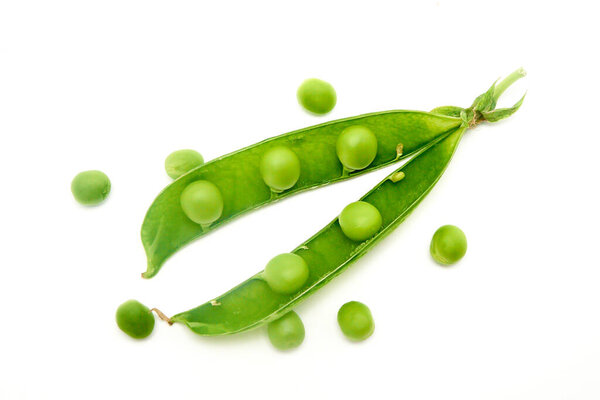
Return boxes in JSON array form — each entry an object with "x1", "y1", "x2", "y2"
[
  {"x1": 142, "y1": 111, "x2": 462, "y2": 278},
  {"x1": 156, "y1": 70, "x2": 526, "y2": 335}
]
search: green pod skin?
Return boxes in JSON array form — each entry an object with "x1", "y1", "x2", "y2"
[
  {"x1": 142, "y1": 112, "x2": 461, "y2": 278},
  {"x1": 170, "y1": 127, "x2": 466, "y2": 335},
  {"x1": 267, "y1": 311, "x2": 305, "y2": 350}
]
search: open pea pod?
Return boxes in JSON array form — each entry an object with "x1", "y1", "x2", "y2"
[
  {"x1": 168, "y1": 126, "x2": 465, "y2": 334},
  {"x1": 155, "y1": 69, "x2": 526, "y2": 335},
  {"x1": 142, "y1": 111, "x2": 462, "y2": 278}
]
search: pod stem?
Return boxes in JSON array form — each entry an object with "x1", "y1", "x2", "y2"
[
  {"x1": 151, "y1": 308, "x2": 173, "y2": 325},
  {"x1": 493, "y1": 67, "x2": 526, "y2": 102}
]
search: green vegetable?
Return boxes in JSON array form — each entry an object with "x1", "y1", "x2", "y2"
[
  {"x1": 267, "y1": 311, "x2": 305, "y2": 350},
  {"x1": 338, "y1": 201, "x2": 382, "y2": 241},
  {"x1": 337, "y1": 301, "x2": 374, "y2": 341},
  {"x1": 165, "y1": 149, "x2": 204, "y2": 179},
  {"x1": 263, "y1": 253, "x2": 309, "y2": 294},
  {"x1": 71, "y1": 170, "x2": 111, "y2": 205},
  {"x1": 141, "y1": 69, "x2": 525, "y2": 279},
  {"x1": 180, "y1": 180, "x2": 224, "y2": 227},
  {"x1": 159, "y1": 70, "x2": 525, "y2": 334},
  {"x1": 430, "y1": 225, "x2": 467, "y2": 265},
  {"x1": 336, "y1": 126, "x2": 378, "y2": 172},
  {"x1": 260, "y1": 146, "x2": 301, "y2": 193},
  {"x1": 297, "y1": 78, "x2": 337, "y2": 115},
  {"x1": 116, "y1": 300, "x2": 155, "y2": 339}
]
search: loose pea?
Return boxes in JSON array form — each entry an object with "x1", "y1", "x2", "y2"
[
  {"x1": 260, "y1": 146, "x2": 301, "y2": 192},
  {"x1": 115, "y1": 300, "x2": 155, "y2": 339},
  {"x1": 338, "y1": 201, "x2": 382, "y2": 241},
  {"x1": 267, "y1": 311, "x2": 305, "y2": 350},
  {"x1": 337, "y1": 301, "x2": 374, "y2": 341},
  {"x1": 297, "y1": 78, "x2": 337, "y2": 115},
  {"x1": 71, "y1": 170, "x2": 111, "y2": 205},
  {"x1": 180, "y1": 180, "x2": 224, "y2": 226},
  {"x1": 336, "y1": 125, "x2": 378, "y2": 172},
  {"x1": 165, "y1": 149, "x2": 204, "y2": 179},
  {"x1": 263, "y1": 253, "x2": 309, "y2": 295},
  {"x1": 430, "y1": 225, "x2": 467, "y2": 265}
]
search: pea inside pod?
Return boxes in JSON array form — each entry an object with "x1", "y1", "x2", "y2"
[
  {"x1": 336, "y1": 126, "x2": 378, "y2": 172},
  {"x1": 260, "y1": 146, "x2": 301, "y2": 193},
  {"x1": 180, "y1": 180, "x2": 224, "y2": 227},
  {"x1": 338, "y1": 201, "x2": 382, "y2": 241},
  {"x1": 263, "y1": 253, "x2": 309, "y2": 294}
]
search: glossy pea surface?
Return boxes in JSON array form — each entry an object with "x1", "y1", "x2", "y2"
[
  {"x1": 336, "y1": 125, "x2": 378, "y2": 171},
  {"x1": 430, "y1": 225, "x2": 467, "y2": 265},
  {"x1": 337, "y1": 301, "x2": 374, "y2": 341},
  {"x1": 71, "y1": 170, "x2": 111, "y2": 205},
  {"x1": 180, "y1": 180, "x2": 223, "y2": 225},
  {"x1": 260, "y1": 146, "x2": 301, "y2": 192},
  {"x1": 339, "y1": 201, "x2": 382, "y2": 241},
  {"x1": 267, "y1": 311, "x2": 305, "y2": 350},
  {"x1": 297, "y1": 78, "x2": 336, "y2": 115},
  {"x1": 116, "y1": 300, "x2": 155, "y2": 339},
  {"x1": 165, "y1": 149, "x2": 204, "y2": 179},
  {"x1": 263, "y1": 253, "x2": 309, "y2": 294}
]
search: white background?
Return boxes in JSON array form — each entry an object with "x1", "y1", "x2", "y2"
[{"x1": 1, "y1": 1, "x2": 599, "y2": 399}]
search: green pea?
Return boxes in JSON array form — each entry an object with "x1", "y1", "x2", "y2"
[
  {"x1": 297, "y1": 78, "x2": 337, "y2": 115},
  {"x1": 165, "y1": 149, "x2": 204, "y2": 179},
  {"x1": 430, "y1": 225, "x2": 467, "y2": 265},
  {"x1": 267, "y1": 311, "x2": 305, "y2": 350},
  {"x1": 338, "y1": 201, "x2": 382, "y2": 241},
  {"x1": 263, "y1": 253, "x2": 309, "y2": 295},
  {"x1": 71, "y1": 170, "x2": 111, "y2": 205},
  {"x1": 260, "y1": 146, "x2": 301, "y2": 192},
  {"x1": 337, "y1": 301, "x2": 374, "y2": 341},
  {"x1": 180, "y1": 180, "x2": 224, "y2": 226},
  {"x1": 115, "y1": 300, "x2": 155, "y2": 339},
  {"x1": 336, "y1": 125, "x2": 378, "y2": 172}
]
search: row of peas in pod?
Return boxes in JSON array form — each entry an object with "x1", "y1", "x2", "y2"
[{"x1": 178, "y1": 124, "x2": 380, "y2": 233}]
